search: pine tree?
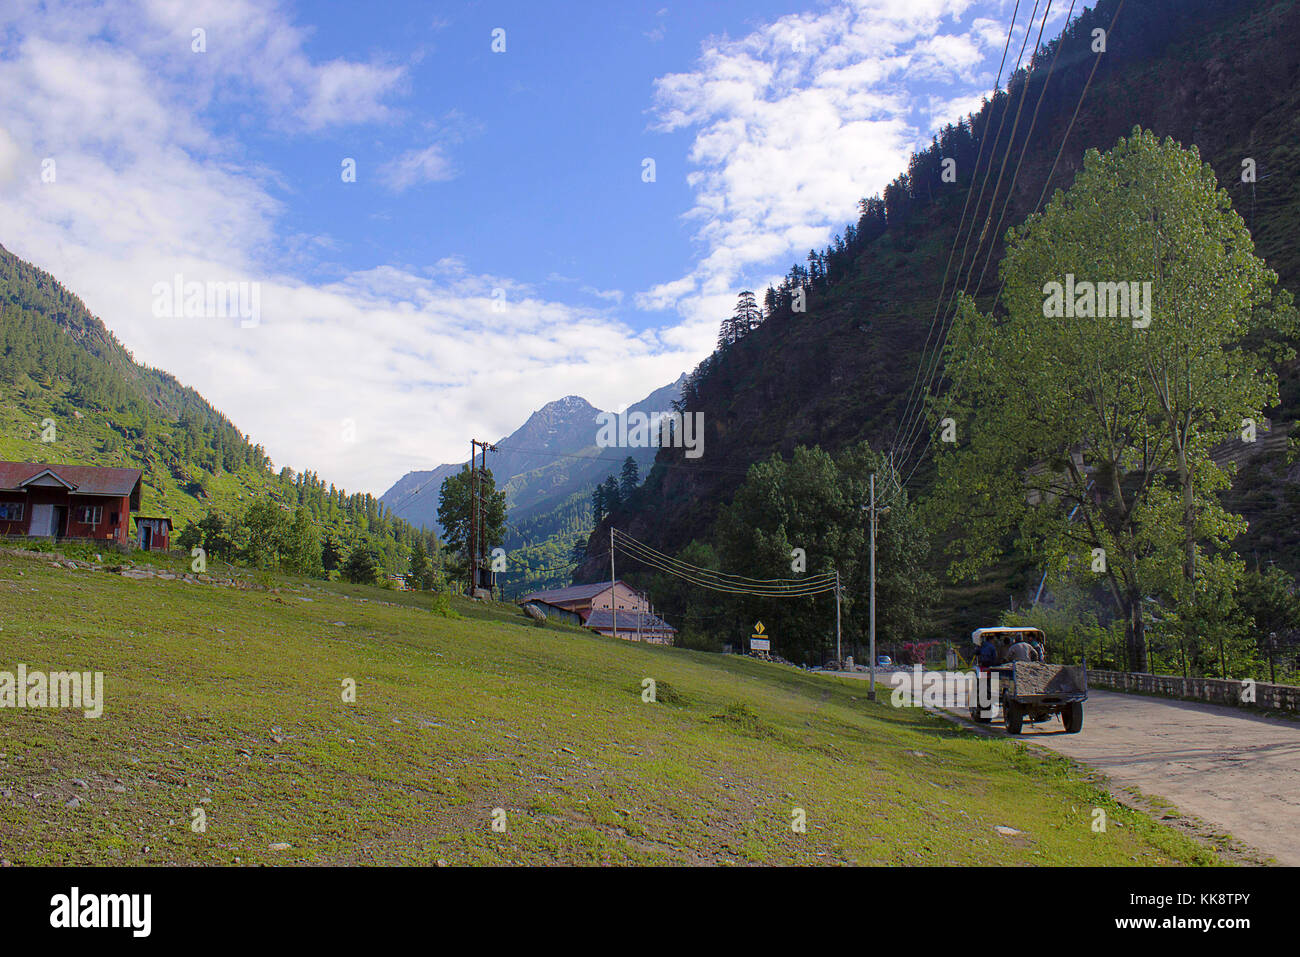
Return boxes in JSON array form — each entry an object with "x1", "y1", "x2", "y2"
[
  {"x1": 409, "y1": 538, "x2": 433, "y2": 590},
  {"x1": 342, "y1": 542, "x2": 380, "y2": 585},
  {"x1": 735, "y1": 290, "x2": 761, "y2": 335},
  {"x1": 619, "y1": 456, "x2": 639, "y2": 501},
  {"x1": 601, "y1": 475, "x2": 620, "y2": 512}
]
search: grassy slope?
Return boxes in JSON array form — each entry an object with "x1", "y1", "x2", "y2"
[
  {"x1": 0, "y1": 548, "x2": 1222, "y2": 866},
  {"x1": 0, "y1": 378, "x2": 278, "y2": 529}
]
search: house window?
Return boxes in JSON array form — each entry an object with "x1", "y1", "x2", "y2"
[
  {"x1": 75, "y1": 505, "x2": 103, "y2": 525},
  {"x1": 0, "y1": 502, "x2": 23, "y2": 521}
]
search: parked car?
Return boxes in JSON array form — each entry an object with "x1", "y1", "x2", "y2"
[{"x1": 877, "y1": 655, "x2": 892, "y2": 667}]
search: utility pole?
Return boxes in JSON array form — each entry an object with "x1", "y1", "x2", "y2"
[
  {"x1": 869, "y1": 472, "x2": 877, "y2": 700},
  {"x1": 469, "y1": 440, "x2": 477, "y2": 594},
  {"x1": 609, "y1": 526, "x2": 617, "y2": 639},
  {"x1": 468, "y1": 439, "x2": 497, "y2": 594},
  {"x1": 866, "y1": 472, "x2": 890, "y2": 701},
  {"x1": 835, "y1": 569, "x2": 842, "y2": 667}
]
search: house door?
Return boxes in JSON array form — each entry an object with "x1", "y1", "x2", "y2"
[
  {"x1": 141, "y1": 525, "x2": 153, "y2": 550},
  {"x1": 53, "y1": 506, "x2": 68, "y2": 538},
  {"x1": 28, "y1": 504, "x2": 54, "y2": 537}
]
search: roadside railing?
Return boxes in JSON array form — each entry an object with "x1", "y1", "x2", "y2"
[{"x1": 1087, "y1": 669, "x2": 1300, "y2": 713}]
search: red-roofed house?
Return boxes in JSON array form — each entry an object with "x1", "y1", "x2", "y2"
[{"x1": 0, "y1": 462, "x2": 143, "y2": 545}]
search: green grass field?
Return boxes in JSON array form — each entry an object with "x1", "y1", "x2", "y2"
[{"x1": 0, "y1": 546, "x2": 1224, "y2": 866}]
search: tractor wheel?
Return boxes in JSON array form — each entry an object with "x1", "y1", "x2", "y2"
[
  {"x1": 1062, "y1": 702, "x2": 1084, "y2": 734},
  {"x1": 1004, "y1": 701, "x2": 1024, "y2": 735},
  {"x1": 970, "y1": 706, "x2": 992, "y2": 724}
]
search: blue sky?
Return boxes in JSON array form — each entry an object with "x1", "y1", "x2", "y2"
[
  {"x1": 0, "y1": 0, "x2": 1076, "y2": 492},
  {"x1": 270, "y1": 2, "x2": 793, "y2": 297}
]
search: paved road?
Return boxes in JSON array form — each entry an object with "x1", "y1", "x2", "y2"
[
  {"x1": 825, "y1": 670, "x2": 1300, "y2": 864},
  {"x1": 1003, "y1": 689, "x2": 1300, "y2": 865}
]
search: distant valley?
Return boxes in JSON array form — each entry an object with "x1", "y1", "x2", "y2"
[{"x1": 380, "y1": 375, "x2": 685, "y2": 595}]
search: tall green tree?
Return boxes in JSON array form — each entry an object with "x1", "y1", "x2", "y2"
[
  {"x1": 281, "y1": 508, "x2": 323, "y2": 577},
  {"x1": 437, "y1": 465, "x2": 507, "y2": 557},
  {"x1": 321, "y1": 535, "x2": 344, "y2": 572},
  {"x1": 930, "y1": 128, "x2": 1297, "y2": 670},
  {"x1": 409, "y1": 538, "x2": 434, "y2": 590},
  {"x1": 342, "y1": 541, "x2": 380, "y2": 585},
  {"x1": 714, "y1": 442, "x2": 932, "y2": 664},
  {"x1": 718, "y1": 290, "x2": 762, "y2": 348},
  {"x1": 1237, "y1": 564, "x2": 1300, "y2": 680},
  {"x1": 241, "y1": 500, "x2": 287, "y2": 570}
]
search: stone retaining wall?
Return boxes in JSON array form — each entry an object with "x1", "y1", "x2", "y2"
[{"x1": 1087, "y1": 669, "x2": 1300, "y2": 713}]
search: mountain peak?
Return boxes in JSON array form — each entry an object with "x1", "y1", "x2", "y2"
[{"x1": 537, "y1": 395, "x2": 597, "y2": 416}]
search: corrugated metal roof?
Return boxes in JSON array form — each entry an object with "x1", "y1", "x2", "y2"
[
  {"x1": 0, "y1": 462, "x2": 143, "y2": 498},
  {"x1": 520, "y1": 580, "x2": 622, "y2": 605},
  {"x1": 583, "y1": 609, "x2": 676, "y2": 633}
]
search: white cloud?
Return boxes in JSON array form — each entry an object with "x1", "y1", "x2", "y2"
[
  {"x1": 379, "y1": 143, "x2": 457, "y2": 191},
  {"x1": 641, "y1": 0, "x2": 1021, "y2": 349},
  {"x1": 581, "y1": 285, "x2": 625, "y2": 304},
  {"x1": 0, "y1": 0, "x2": 697, "y2": 494}
]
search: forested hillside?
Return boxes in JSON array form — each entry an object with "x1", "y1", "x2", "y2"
[
  {"x1": 0, "y1": 243, "x2": 437, "y2": 577},
  {"x1": 588, "y1": 0, "x2": 1300, "y2": 640}
]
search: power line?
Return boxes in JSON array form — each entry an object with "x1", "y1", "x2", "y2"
[
  {"x1": 894, "y1": 0, "x2": 1045, "y2": 475},
  {"x1": 611, "y1": 528, "x2": 837, "y2": 597},
  {"x1": 899, "y1": 0, "x2": 1124, "y2": 491},
  {"x1": 380, "y1": 467, "x2": 455, "y2": 517},
  {"x1": 970, "y1": 0, "x2": 1072, "y2": 298},
  {"x1": 617, "y1": 547, "x2": 839, "y2": 597},
  {"x1": 613, "y1": 522, "x2": 837, "y2": 582},
  {"x1": 889, "y1": 0, "x2": 1025, "y2": 463},
  {"x1": 897, "y1": 0, "x2": 1040, "y2": 464},
  {"x1": 1029, "y1": 0, "x2": 1127, "y2": 218},
  {"x1": 614, "y1": 528, "x2": 835, "y2": 586}
]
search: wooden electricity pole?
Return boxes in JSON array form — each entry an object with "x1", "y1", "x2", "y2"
[
  {"x1": 835, "y1": 569, "x2": 842, "y2": 666},
  {"x1": 469, "y1": 439, "x2": 496, "y2": 594},
  {"x1": 473, "y1": 439, "x2": 483, "y2": 590},
  {"x1": 866, "y1": 471, "x2": 890, "y2": 701}
]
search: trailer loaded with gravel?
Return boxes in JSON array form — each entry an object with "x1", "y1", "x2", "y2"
[{"x1": 968, "y1": 627, "x2": 1088, "y2": 734}]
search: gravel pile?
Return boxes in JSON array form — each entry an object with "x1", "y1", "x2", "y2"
[{"x1": 1012, "y1": 662, "x2": 1086, "y2": 696}]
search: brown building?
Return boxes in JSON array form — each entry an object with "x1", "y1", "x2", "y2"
[
  {"x1": 133, "y1": 516, "x2": 173, "y2": 551},
  {"x1": 0, "y1": 462, "x2": 143, "y2": 546},
  {"x1": 518, "y1": 580, "x2": 676, "y2": 644}
]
